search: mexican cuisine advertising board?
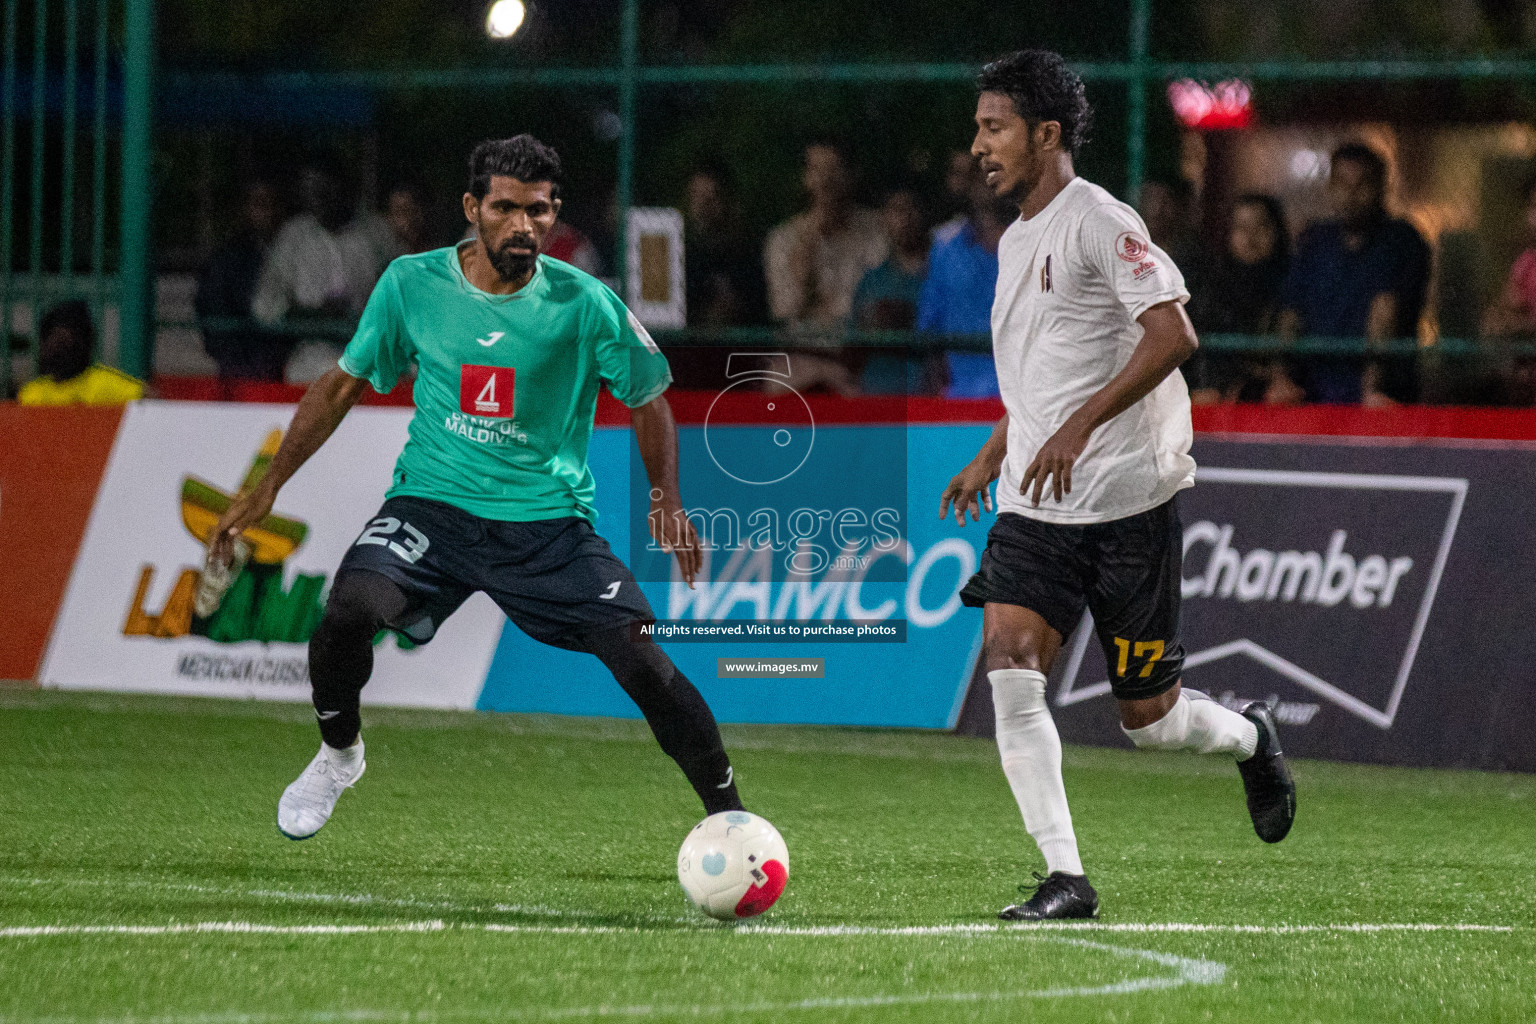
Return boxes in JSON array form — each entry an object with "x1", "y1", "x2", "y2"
[{"x1": 40, "y1": 401, "x2": 505, "y2": 708}]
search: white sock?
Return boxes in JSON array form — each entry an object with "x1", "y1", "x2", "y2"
[
  {"x1": 991, "y1": 669, "x2": 1084, "y2": 876},
  {"x1": 1122, "y1": 692, "x2": 1258, "y2": 759},
  {"x1": 324, "y1": 738, "x2": 365, "y2": 778}
]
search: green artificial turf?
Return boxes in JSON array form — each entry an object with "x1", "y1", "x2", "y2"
[{"x1": 1, "y1": 689, "x2": 1532, "y2": 1022}]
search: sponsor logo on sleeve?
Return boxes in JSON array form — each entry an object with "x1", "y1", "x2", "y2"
[
  {"x1": 1115, "y1": 231, "x2": 1149, "y2": 262},
  {"x1": 628, "y1": 309, "x2": 660, "y2": 354}
]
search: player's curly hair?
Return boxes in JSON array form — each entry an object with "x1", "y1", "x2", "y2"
[
  {"x1": 977, "y1": 50, "x2": 1093, "y2": 157},
  {"x1": 468, "y1": 135, "x2": 563, "y2": 200}
]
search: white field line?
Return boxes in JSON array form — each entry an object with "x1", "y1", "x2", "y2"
[
  {"x1": 733, "y1": 921, "x2": 1517, "y2": 935},
  {"x1": 0, "y1": 876, "x2": 1515, "y2": 936},
  {"x1": 0, "y1": 922, "x2": 449, "y2": 938},
  {"x1": 0, "y1": 876, "x2": 657, "y2": 924},
  {"x1": 0, "y1": 919, "x2": 1512, "y2": 939},
  {"x1": 0, "y1": 928, "x2": 1227, "y2": 1021}
]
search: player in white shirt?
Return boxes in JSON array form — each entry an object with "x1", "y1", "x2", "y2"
[{"x1": 939, "y1": 50, "x2": 1296, "y2": 921}]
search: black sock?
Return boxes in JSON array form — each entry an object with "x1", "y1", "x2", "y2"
[
  {"x1": 308, "y1": 571, "x2": 406, "y2": 749},
  {"x1": 571, "y1": 627, "x2": 745, "y2": 815}
]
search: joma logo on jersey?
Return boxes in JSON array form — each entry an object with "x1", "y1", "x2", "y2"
[{"x1": 460, "y1": 365, "x2": 514, "y2": 418}]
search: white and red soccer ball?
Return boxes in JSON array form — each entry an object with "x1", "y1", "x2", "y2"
[{"x1": 677, "y1": 811, "x2": 789, "y2": 920}]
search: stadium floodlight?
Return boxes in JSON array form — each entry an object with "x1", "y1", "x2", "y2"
[{"x1": 486, "y1": 0, "x2": 526, "y2": 39}]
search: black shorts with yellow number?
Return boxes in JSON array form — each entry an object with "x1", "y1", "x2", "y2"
[
  {"x1": 335, "y1": 495, "x2": 654, "y2": 648},
  {"x1": 960, "y1": 497, "x2": 1186, "y2": 701}
]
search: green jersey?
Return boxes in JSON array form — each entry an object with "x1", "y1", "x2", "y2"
[{"x1": 339, "y1": 243, "x2": 671, "y2": 524}]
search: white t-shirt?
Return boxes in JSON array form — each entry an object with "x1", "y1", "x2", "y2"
[
  {"x1": 251, "y1": 213, "x2": 390, "y2": 325},
  {"x1": 992, "y1": 176, "x2": 1195, "y2": 525}
]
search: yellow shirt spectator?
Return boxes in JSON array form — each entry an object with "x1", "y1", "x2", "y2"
[{"x1": 18, "y1": 364, "x2": 144, "y2": 406}]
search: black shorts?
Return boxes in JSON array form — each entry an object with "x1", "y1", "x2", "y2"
[
  {"x1": 335, "y1": 495, "x2": 654, "y2": 648},
  {"x1": 960, "y1": 498, "x2": 1186, "y2": 701}
]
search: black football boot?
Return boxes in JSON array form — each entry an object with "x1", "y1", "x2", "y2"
[
  {"x1": 1237, "y1": 700, "x2": 1297, "y2": 843},
  {"x1": 998, "y1": 871, "x2": 1099, "y2": 921}
]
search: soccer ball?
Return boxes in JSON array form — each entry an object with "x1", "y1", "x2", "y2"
[{"x1": 676, "y1": 810, "x2": 789, "y2": 920}]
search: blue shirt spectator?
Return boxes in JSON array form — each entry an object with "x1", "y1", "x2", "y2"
[
  {"x1": 1281, "y1": 218, "x2": 1428, "y2": 340},
  {"x1": 852, "y1": 257, "x2": 925, "y2": 326},
  {"x1": 851, "y1": 186, "x2": 929, "y2": 393},
  {"x1": 918, "y1": 222, "x2": 1002, "y2": 398},
  {"x1": 1278, "y1": 143, "x2": 1431, "y2": 404},
  {"x1": 1280, "y1": 218, "x2": 1429, "y2": 403}
]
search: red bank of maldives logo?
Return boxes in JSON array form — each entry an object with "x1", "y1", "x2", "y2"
[
  {"x1": 1115, "y1": 231, "x2": 1150, "y2": 262},
  {"x1": 460, "y1": 364, "x2": 514, "y2": 417}
]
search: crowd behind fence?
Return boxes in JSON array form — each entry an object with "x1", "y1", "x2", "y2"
[{"x1": 12, "y1": 133, "x2": 1536, "y2": 408}]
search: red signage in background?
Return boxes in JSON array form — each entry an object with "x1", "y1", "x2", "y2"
[
  {"x1": 0, "y1": 405, "x2": 123, "y2": 680},
  {"x1": 1168, "y1": 78, "x2": 1254, "y2": 130}
]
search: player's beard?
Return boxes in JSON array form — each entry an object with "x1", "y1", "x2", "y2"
[
  {"x1": 486, "y1": 234, "x2": 539, "y2": 282},
  {"x1": 1000, "y1": 155, "x2": 1044, "y2": 207}
]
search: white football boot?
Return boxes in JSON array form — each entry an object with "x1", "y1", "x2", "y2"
[{"x1": 277, "y1": 739, "x2": 365, "y2": 840}]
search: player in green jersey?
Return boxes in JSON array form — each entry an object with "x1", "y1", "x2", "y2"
[{"x1": 209, "y1": 136, "x2": 744, "y2": 840}]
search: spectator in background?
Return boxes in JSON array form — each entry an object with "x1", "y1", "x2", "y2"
[
  {"x1": 932, "y1": 150, "x2": 976, "y2": 247},
  {"x1": 764, "y1": 139, "x2": 887, "y2": 329},
  {"x1": 196, "y1": 180, "x2": 291, "y2": 381},
  {"x1": 917, "y1": 174, "x2": 1013, "y2": 398},
  {"x1": 851, "y1": 185, "x2": 931, "y2": 393},
  {"x1": 851, "y1": 186, "x2": 929, "y2": 330},
  {"x1": 684, "y1": 162, "x2": 765, "y2": 328},
  {"x1": 541, "y1": 218, "x2": 602, "y2": 276},
  {"x1": 251, "y1": 160, "x2": 392, "y2": 383},
  {"x1": 1278, "y1": 143, "x2": 1431, "y2": 405},
  {"x1": 383, "y1": 181, "x2": 432, "y2": 257},
  {"x1": 1477, "y1": 176, "x2": 1536, "y2": 405},
  {"x1": 1139, "y1": 177, "x2": 1204, "y2": 279},
  {"x1": 1482, "y1": 176, "x2": 1536, "y2": 340},
  {"x1": 18, "y1": 301, "x2": 143, "y2": 406},
  {"x1": 1185, "y1": 193, "x2": 1291, "y2": 403},
  {"x1": 764, "y1": 140, "x2": 887, "y2": 393}
]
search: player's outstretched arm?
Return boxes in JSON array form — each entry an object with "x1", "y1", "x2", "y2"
[
  {"x1": 1022, "y1": 299, "x2": 1198, "y2": 506},
  {"x1": 630, "y1": 393, "x2": 703, "y2": 587},
  {"x1": 209, "y1": 366, "x2": 372, "y2": 563},
  {"x1": 940, "y1": 414, "x2": 1009, "y2": 526}
]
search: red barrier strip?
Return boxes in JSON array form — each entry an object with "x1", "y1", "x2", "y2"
[
  {"x1": 0, "y1": 405, "x2": 124, "y2": 680},
  {"x1": 152, "y1": 376, "x2": 1536, "y2": 440},
  {"x1": 154, "y1": 376, "x2": 414, "y2": 406},
  {"x1": 1189, "y1": 403, "x2": 1536, "y2": 441}
]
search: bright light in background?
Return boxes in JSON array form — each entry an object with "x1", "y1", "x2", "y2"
[
  {"x1": 1167, "y1": 79, "x2": 1254, "y2": 131},
  {"x1": 486, "y1": 0, "x2": 526, "y2": 39},
  {"x1": 1289, "y1": 148, "x2": 1330, "y2": 181}
]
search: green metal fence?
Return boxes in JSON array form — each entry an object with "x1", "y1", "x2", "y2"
[
  {"x1": 9, "y1": 0, "x2": 1536, "y2": 391},
  {"x1": 0, "y1": 0, "x2": 151, "y2": 395}
]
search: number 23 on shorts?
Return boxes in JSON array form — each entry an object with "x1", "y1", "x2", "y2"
[
  {"x1": 355, "y1": 517, "x2": 431, "y2": 564},
  {"x1": 1111, "y1": 636, "x2": 1165, "y2": 678}
]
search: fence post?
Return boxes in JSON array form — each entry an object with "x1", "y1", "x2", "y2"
[
  {"x1": 1126, "y1": 0, "x2": 1150, "y2": 204},
  {"x1": 119, "y1": 0, "x2": 154, "y2": 380},
  {"x1": 0, "y1": 0, "x2": 16, "y2": 398},
  {"x1": 28, "y1": 0, "x2": 46, "y2": 377},
  {"x1": 615, "y1": 0, "x2": 638, "y2": 298}
]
